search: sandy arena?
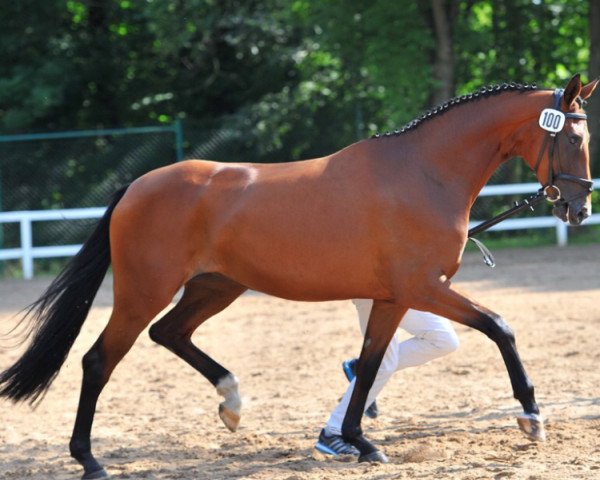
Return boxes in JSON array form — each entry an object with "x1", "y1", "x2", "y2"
[{"x1": 0, "y1": 244, "x2": 599, "y2": 479}]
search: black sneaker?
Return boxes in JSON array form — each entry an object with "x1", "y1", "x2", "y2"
[
  {"x1": 342, "y1": 358, "x2": 380, "y2": 419},
  {"x1": 315, "y1": 428, "x2": 360, "y2": 457}
]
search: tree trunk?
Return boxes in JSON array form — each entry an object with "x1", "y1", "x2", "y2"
[
  {"x1": 430, "y1": 0, "x2": 455, "y2": 106},
  {"x1": 589, "y1": 0, "x2": 600, "y2": 175},
  {"x1": 85, "y1": 0, "x2": 120, "y2": 127}
]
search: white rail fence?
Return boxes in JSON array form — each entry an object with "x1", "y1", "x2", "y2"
[
  {"x1": 0, "y1": 207, "x2": 106, "y2": 279},
  {"x1": 1, "y1": 180, "x2": 599, "y2": 279}
]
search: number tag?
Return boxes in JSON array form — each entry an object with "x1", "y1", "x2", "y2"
[{"x1": 538, "y1": 108, "x2": 565, "y2": 133}]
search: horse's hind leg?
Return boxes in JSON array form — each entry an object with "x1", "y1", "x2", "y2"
[
  {"x1": 69, "y1": 284, "x2": 178, "y2": 479},
  {"x1": 149, "y1": 273, "x2": 247, "y2": 431}
]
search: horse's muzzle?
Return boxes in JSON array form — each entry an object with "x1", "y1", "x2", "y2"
[
  {"x1": 553, "y1": 201, "x2": 590, "y2": 225},
  {"x1": 571, "y1": 204, "x2": 590, "y2": 225}
]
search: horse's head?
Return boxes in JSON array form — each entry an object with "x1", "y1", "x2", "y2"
[{"x1": 527, "y1": 74, "x2": 599, "y2": 225}]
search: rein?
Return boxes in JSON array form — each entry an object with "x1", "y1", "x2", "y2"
[
  {"x1": 468, "y1": 88, "x2": 593, "y2": 267},
  {"x1": 467, "y1": 191, "x2": 546, "y2": 268}
]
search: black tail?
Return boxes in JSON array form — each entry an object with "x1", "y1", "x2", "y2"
[{"x1": 0, "y1": 185, "x2": 129, "y2": 404}]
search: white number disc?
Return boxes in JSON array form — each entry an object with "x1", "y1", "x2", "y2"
[{"x1": 538, "y1": 108, "x2": 565, "y2": 133}]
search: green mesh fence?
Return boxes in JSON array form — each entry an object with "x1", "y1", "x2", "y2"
[
  {"x1": 0, "y1": 124, "x2": 250, "y2": 275},
  {"x1": 0, "y1": 125, "x2": 184, "y2": 208},
  {"x1": 0, "y1": 125, "x2": 181, "y2": 251}
]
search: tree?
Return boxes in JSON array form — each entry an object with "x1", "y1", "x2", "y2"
[
  {"x1": 249, "y1": 0, "x2": 439, "y2": 157},
  {"x1": 453, "y1": 0, "x2": 589, "y2": 93},
  {"x1": 0, "y1": 1, "x2": 75, "y2": 132},
  {"x1": 428, "y1": 0, "x2": 457, "y2": 106}
]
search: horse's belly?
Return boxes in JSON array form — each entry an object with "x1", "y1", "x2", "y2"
[
  {"x1": 209, "y1": 207, "x2": 387, "y2": 301},
  {"x1": 217, "y1": 255, "x2": 383, "y2": 301}
]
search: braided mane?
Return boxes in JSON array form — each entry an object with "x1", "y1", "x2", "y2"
[{"x1": 372, "y1": 82, "x2": 538, "y2": 138}]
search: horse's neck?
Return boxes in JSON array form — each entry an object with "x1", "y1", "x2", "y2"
[{"x1": 397, "y1": 91, "x2": 548, "y2": 205}]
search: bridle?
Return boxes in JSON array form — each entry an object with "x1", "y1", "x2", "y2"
[
  {"x1": 533, "y1": 88, "x2": 593, "y2": 203},
  {"x1": 468, "y1": 88, "x2": 594, "y2": 267}
]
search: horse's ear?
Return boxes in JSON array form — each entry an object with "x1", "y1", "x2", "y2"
[
  {"x1": 580, "y1": 77, "x2": 600, "y2": 100},
  {"x1": 562, "y1": 73, "x2": 582, "y2": 109}
]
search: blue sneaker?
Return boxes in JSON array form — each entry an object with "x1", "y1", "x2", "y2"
[
  {"x1": 315, "y1": 428, "x2": 360, "y2": 457},
  {"x1": 342, "y1": 358, "x2": 380, "y2": 419},
  {"x1": 341, "y1": 358, "x2": 358, "y2": 382}
]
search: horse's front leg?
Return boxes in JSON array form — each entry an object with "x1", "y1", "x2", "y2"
[
  {"x1": 341, "y1": 300, "x2": 406, "y2": 462},
  {"x1": 423, "y1": 283, "x2": 545, "y2": 441}
]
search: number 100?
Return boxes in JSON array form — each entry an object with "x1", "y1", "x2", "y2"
[{"x1": 541, "y1": 111, "x2": 562, "y2": 130}]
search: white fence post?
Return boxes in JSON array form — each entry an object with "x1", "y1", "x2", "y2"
[
  {"x1": 20, "y1": 216, "x2": 34, "y2": 279},
  {"x1": 556, "y1": 221, "x2": 568, "y2": 247}
]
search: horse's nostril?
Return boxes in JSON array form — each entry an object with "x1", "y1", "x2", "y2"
[{"x1": 577, "y1": 207, "x2": 589, "y2": 220}]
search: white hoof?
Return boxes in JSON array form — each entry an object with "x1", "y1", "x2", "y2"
[
  {"x1": 216, "y1": 374, "x2": 242, "y2": 432},
  {"x1": 517, "y1": 413, "x2": 546, "y2": 441}
]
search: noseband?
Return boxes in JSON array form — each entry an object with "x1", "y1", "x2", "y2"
[{"x1": 533, "y1": 88, "x2": 593, "y2": 203}]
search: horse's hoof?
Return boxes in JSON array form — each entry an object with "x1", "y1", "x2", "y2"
[
  {"x1": 517, "y1": 413, "x2": 546, "y2": 441},
  {"x1": 82, "y1": 467, "x2": 110, "y2": 479},
  {"x1": 219, "y1": 403, "x2": 240, "y2": 432},
  {"x1": 358, "y1": 450, "x2": 389, "y2": 463}
]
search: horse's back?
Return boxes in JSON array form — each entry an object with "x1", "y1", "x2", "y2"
[{"x1": 109, "y1": 157, "x2": 389, "y2": 301}]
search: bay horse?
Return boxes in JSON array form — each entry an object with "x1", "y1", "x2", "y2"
[{"x1": 1, "y1": 74, "x2": 598, "y2": 478}]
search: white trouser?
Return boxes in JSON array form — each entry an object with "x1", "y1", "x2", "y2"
[{"x1": 326, "y1": 299, "x2": 459, "y2": 435}]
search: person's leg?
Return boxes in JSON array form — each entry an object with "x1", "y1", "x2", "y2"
[
  {"x1": 342, "y1": 358, "x2": 380, "y2": 418},
  {"x1": 316, "y1": 299, "x2": 400, "y2": 455},
  {"x1": 322, "y1": 305, "x2": 458, "y2": 439},
  {"x1": 342, "y1": 299, "x2": 394, "y2": 418},
  {"x1": 323, "y1": 299, "x2": 400, "y2": 438},
  {"x1": 352, "y1": 298, "x2": 373, "y2": 335},
  {"x1": 393, "y1": 309, "x2": 460, "y2": 369}
]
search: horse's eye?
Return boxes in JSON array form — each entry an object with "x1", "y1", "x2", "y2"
[{"x1": 569, "y1": 135, "x2": 581, "y2": 145}]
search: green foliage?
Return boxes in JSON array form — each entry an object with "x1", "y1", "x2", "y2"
[
  {"x1": 455, "y1": 0, "x2": 590, "y2": 93},
  {"x1": 299, "y1": 1, "x2": 435, "y2": 128},
  {"x1": 0, "y1": 0, "x2": 595, "y2": 164},
  {"x1": 0, "y1": 1, "x2": 73, "y2": 131},
  {"x1": 240, "y1": 0, "x2": 438, "y2": 160}
]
